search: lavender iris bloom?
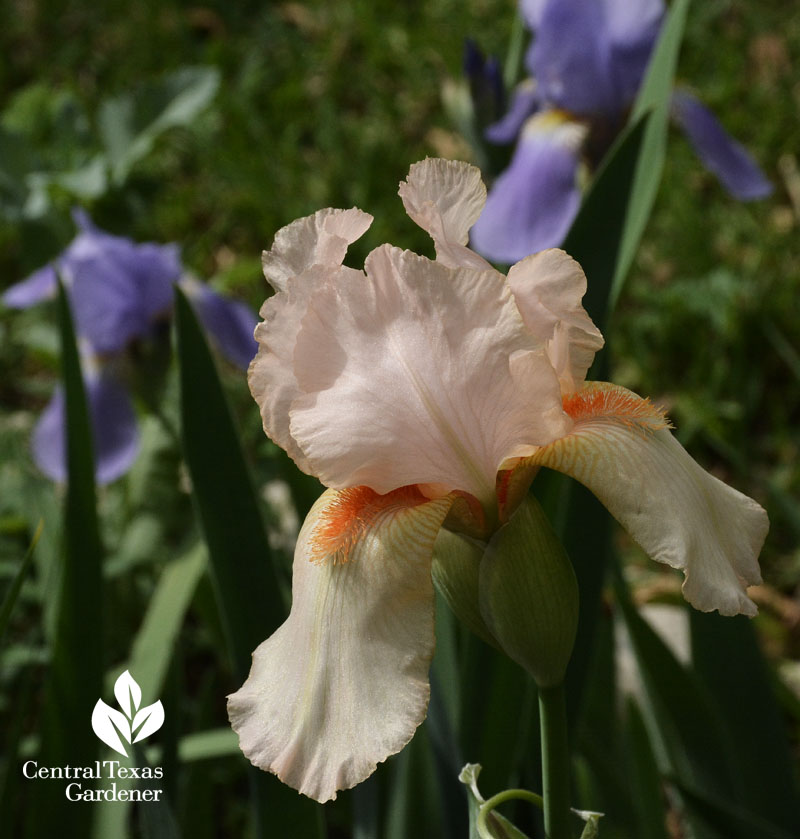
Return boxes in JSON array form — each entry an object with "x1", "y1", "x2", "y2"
[
  {"x1": 3, "y1": 210, "x2": 258, "y2": 484},
  {"x1": 470, "y1": 0, "x2": 772, "y2": 263}
]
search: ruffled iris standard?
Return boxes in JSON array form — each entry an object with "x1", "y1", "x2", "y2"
[
  {"x1": 228, "y1": 159, "x2": 767, "y2": 803},
  {"x1": 469, "y1": 0, "x2": 772, "y2": 263},
  {"x1": 2, "y1": 210, "x2": 258, "y2": 483}
]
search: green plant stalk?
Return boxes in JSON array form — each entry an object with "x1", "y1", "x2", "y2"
[
  {"x1": 539, "y1": 682, "x2": 571, "y2": 839},
  {"x1": 477, "y1": 788, "x2": 543, "y2": 838}
]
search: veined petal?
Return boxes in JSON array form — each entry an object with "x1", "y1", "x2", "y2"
[
  {"x1": 520, "y1": 383, "x2": 767, "y2": 616},
  {"x1": 288, "y1": 245, "x2": 570, "y2": 505},
  {"x1": 249, "y1": 263, "x2": 365, "y2": 474},
  {"x1": 261, "y1": 208, "x2": 373, "y2": 292},
  {"x1": 507, "y1": 248, "x2": 604, "y2": 394},
  {"x1": 228, "y1": 486, "x2": 453, "y2": 802},
  {"x1": 671, "y1": 90, "x2": 772, "y2": 201},
  {"x1": 398, "y1": 158, "x2": 494, "y2": 271},
  {"x1": 470, "y1": 113, "x2": 586, "y2": 264},
  {"x1": 32, "y1": 372, "x2": 140, "y2": 485}
]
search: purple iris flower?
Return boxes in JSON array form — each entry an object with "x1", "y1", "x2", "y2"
[
  {"x1": 3, "y1": 210, "x2": 258, "y2": 484},
  {"x1": 470, "y1": 0, "x2": 772, "y2": 264}
]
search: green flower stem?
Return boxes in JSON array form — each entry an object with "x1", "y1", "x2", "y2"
[
  {"x1": 476, "y1": 788, "x2": 543, "y2": 838},
  {"x1": 539, "y1": 682, "x2": 571, "y2": 839}
]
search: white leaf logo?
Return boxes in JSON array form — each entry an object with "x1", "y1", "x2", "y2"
[
  {"x1": 91, "y1": 700, "x2": 130, "y2": 756},
  {"x1": 114, "y1": 669, "x2": 142, "y2": 719},
  {"x1": 91, "y1": 670, "x2": 164, "y2": 757},
  {"x1": 132, "y1": 700, "x2": 165, "y2": 743}
]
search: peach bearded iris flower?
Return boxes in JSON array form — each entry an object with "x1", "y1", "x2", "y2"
[{"x1": 227, "y1": 158, "x2": 767, "y2": 802}]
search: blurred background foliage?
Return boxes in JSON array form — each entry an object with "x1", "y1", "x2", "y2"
[
  {"x1": 618, "y1": 0, "x2": 800, "y2": 602},
  {"x1": 1, "y1": 0, "x2": 798, "y2": 837}
]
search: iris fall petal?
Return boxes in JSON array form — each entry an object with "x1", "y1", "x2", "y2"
[
  {"x1": 32, "y1": 373, "x2": 140, "y2": 485},
  {"x1": 671, "y1": 90, "x2": 772, "y2": 201},
  {"x1": 228, "y1": 486, "x2": 453, "y2": 802},
  {"x1": 519, "y1": 383, "x2": 767, "y2": 616}
]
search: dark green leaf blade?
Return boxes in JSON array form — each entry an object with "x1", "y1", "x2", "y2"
[
  {"x1": 0, "y1": 520, "x2": 42, "y2": 641},
  {"x1": 624, "y1": 700, "x2": 670, "y2": 839},
  {"x1": 174, "y1": 287, "x2": 282, "y2": 677},
  {"x1": 614, "y1": 574, "x2": 753, "y2": 838},
  {"x1": 31, "y1": 281, "x2": 104, "y2": 838},
  {"x1": 690, "y1": 611, "x2": 800, "y2": 835},
  {"x1": 562, "y1": 113, "x2": 649, "y2": 331},
  {"x1": 672, "y1": 777, "x2": 797, "y2": 839}
]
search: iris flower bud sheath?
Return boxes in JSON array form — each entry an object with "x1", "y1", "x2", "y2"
[
  {"x1": 480, "y1": 495, "x2": 578, "y2": 688},
  {"x1": 432, "y1": 496, "x2": 579, "y2": 688}
]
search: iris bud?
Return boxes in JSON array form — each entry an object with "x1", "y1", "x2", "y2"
[
  {"x1": 432, "y1": 528, "x2": 498, "y2": 649},
  {"x1": 479, "y1": 496, "x2": 578, "y2": 687}
]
